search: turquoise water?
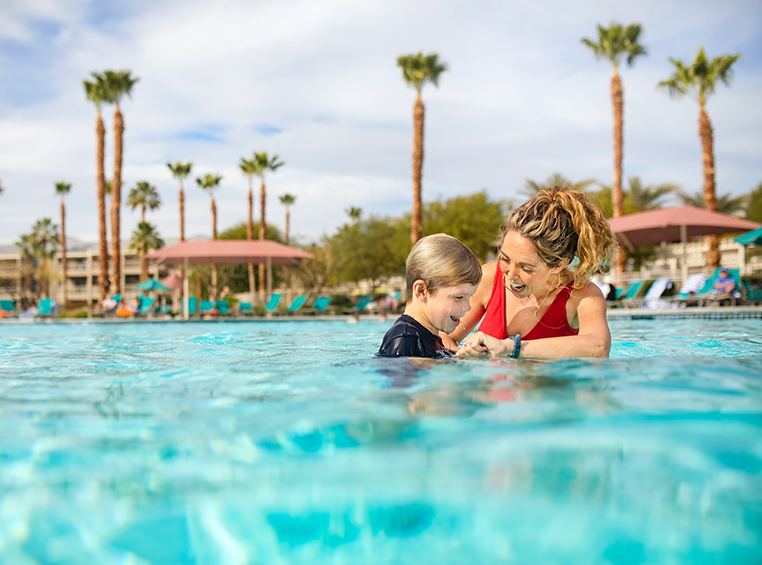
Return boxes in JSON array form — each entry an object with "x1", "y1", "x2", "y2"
[{"x1": 1, "y1": 318, "x2": 761, "y2": 564}]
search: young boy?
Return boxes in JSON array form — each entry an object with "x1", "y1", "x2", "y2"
[{"x1": 377, "y1": 234, "x2": 482, "y2": 358}]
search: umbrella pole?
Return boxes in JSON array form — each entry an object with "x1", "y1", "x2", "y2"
[
  {"x1": 183, "y1": 257, "x2": 189, "y2": 320},
  {"x1": 266, "y1": 256, "x2": 273, "y2": 298},
  {"x1": 681, "y1": 224, "x2": 688, "y2": 285}
]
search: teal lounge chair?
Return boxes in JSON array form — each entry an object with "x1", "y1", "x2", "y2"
[
  {"x1": 287, "y1": 295, "x2": 309, "y2": 314},
  {"x1": 671, "y1": 274, "x2": 710, "y2": 306},
  {"x1": 617, "y1": 281, "x2": 646, "y2": 308},
  {"x1": 264, "y1": 293, "x2": 282, "y2": 315},
  {"x1": 701, "y1": 268, "x2": 743, "y2": 306},
  {"x1": 37, "y1": 298, "x2": 55, "y2": 317},
  {"x1": 345, "y1": 295, "x2": 371, "y2": 315},
  {"x1": 238, "y1": 302, "x2": 253, "y2": 315},
  {"x1": 138, "y1": 296, "x2": 155, "y2": 315},
  {"x1": 215, "y1": 300, "x2": 230, "y2": 315},
  {"x1": 312, "y1": 296, "x2": 331, "y2": 313},
  {"x1": 0, "y1": 299, "x2": 15, "y2": 316},
  {"x1": 637, "y1": 277, "x2": 673, "y2": 309},
  {"x1": 200, "y1": 300, "x2": 214, "y2": 314},
  {"x1": 186, "y1": 297, "x2": 198, "y2": 315}
]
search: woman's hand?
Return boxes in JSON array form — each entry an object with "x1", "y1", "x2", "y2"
[{"x1": 456, "y1": 332, "x2": 511, "y2": 358}]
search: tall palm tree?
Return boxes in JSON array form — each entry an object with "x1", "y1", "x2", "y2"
[
  {"x1": 130, "y1": 222, "x2": 164, "y2": 281},
  {"x1": 15, "y1": 234, "x2": 34, "y2": 308},
  {"x1": 278, "y1": 193, "x2": 296, "y2": 244},
  {"x1": 397, "y1": 52, "x2": 448, "y2": 246},
  {"x1": 240, "y1": 156, "x2": 260, "y2": 299},
  {"x1": 31, "y1": 218, "x2": 59, "y2": 300},
  {"x1": 582, "y1": 23, "x2": 646, "y2": 275},
  {"x1": 523, "y1": 173, "x2": 597, "y2": 197},
  {"x1": 659, "y1": 47, "x2": 741, "y2": 268},
  {"x1": 196, "y1": 173, "x2": 223, "y2": 300},
  {"x1": 83, "y1": 73, "x2": 111, "y2": 302},
  {"x1": 103, "y1": 69, "x2": 139, "y2": 296},
  {"x1": 55, "y1": 182, "x2": 71, "y2": 307},
  {"x1": 127, "y1": 181, "x2": 161, "y2": 223},
  {"x1": 167, "y1": 162, "x2": 192, "y2": 288},
  {"x1": 677, "y1": 190, "x2": 747, "y2": 217},
  {"x1": 253, "y1": 152, "x2": 284, "y2": 300}
]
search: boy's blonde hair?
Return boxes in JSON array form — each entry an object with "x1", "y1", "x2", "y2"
[{"x1": 406, "y1": 233, "x2": 482, "y2": 298}]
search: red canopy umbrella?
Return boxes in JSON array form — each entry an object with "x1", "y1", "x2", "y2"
[
  {"x1": 161, "y1": 272, "x2": 184, "y2": 290},
  {"x1": 607, "y1": 206, "x2": 760, "y2": 282},
  {"x1": 146, "y1": 240, "x2": 313, "y2": 319}
]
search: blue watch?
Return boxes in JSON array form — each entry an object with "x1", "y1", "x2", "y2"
[{"x1": 511, "y1": 334, "x2": 521, "y2": 359}]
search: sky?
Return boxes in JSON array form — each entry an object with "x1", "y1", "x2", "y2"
[{"x1": 1, "y1": 0, "x2": 761, "y2": 248}]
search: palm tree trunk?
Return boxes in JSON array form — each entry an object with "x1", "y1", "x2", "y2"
[
  {"x1": 179, "y1": 184, "x2": 185, "y2": 285},
  {"x1": 141, "y1": 207, "x2": 146, "y2": 223},
  {"x1": 411, "y1": 94, "x2": 425, "y2": 246},
  {"x1": 61, "y1": 201, "x2": 67, "y2": 307},
  {"x1": 611, "y1": 69, "x2": 626, "y2": 276},
  {"x1": 96, "y1": 114, "x2": 109, "y2": 303},
  {"x1": 112, "y1": 106, "x2": 124, "y2": 296},
  {"x1": 258, "y1": 179, "x2": 266, "y2": 302},
  {"x1": 247, "y1": 185, "x2": 255, "y2": 302},
  {"x1": 140, "y1": 254, "x2": 148, "y2": 281},
  {"x1": 285, "y1": 207, "x2": 291, "y2": 291},
  {"x1": 699, "y1": 103, "x2": 719, "y2": 268},
  {"x1": 211, "y1": 196, "x2": 218, "y2": 301}
]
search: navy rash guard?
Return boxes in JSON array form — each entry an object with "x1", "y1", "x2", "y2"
[{"x1": 377, "y1": 315, "x2": 453, "y2": 358}]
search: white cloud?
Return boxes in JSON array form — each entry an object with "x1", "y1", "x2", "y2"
[{"x1": 1, "y1": 0, "x2": 761, "y2": 245}]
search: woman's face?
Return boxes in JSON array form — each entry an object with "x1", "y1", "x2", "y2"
[{"x1": 497, "y1": 231, "x2": 559, "y2": 299}]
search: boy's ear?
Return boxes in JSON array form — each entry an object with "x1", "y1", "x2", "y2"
[{"x1": 412, "y1": 280, "x2": 428, "y2": 302}]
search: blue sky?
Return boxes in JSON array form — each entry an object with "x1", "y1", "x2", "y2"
[{"x1": 1, "y1": 0, "x2": 761, "y2": 246}]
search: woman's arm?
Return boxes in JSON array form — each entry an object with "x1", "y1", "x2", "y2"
[{"x1": 449, "y1": 262, "x2": 496, "y2": 345}]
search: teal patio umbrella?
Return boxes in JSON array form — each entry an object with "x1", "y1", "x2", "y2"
[
  {"x1": 734, "y1": 226, "x2": 762, "y2": 246},
  {"x1": 134, "y1": 279, "x2": 170, "y2": 292}
]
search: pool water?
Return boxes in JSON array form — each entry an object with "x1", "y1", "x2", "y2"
[{"x1": 1, "y1": 318, "x2": 761, "y2": 564}]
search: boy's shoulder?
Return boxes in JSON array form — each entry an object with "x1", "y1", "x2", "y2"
[{"x1": 378, "y1": 315, "x2": 434, "y2": 358}]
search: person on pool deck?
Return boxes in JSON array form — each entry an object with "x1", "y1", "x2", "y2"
[
  {"x1": 377, "y1": 233, "x2": 482, "y2": 358},
  {"x1": 452, "y1": 186, "x2": 617, "y2": 359},
  {"x1": 711, "y1": 267, "x2": 737, "y2": 299}
]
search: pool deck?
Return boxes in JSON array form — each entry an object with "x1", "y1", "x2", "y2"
[{"x1": 2, "y1": 305, "x2": 762, "y2": 323}]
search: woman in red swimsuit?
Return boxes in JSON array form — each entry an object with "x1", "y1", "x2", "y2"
[{"x1": 450, "y1": 186, "x2": 616, "y2": 359}]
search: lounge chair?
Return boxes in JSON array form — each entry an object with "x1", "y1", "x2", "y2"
[
  {"x1": 616, "y1": 281, "x2": 646, "y2": 308},
  {"x1": 215, "y1": 300, "x2": 230, "y2": 315},
  {"x1": 138, "y1": 296, "x2": 155, "y2": 316},
  {"x1": 0, "y1": 299, "x2": 16, "y2": 318},
  {"x1": 36, "y1": 298, "x2": 56, "y2": 318},
  {"x1": 200, "y1": 300, "x2": 214, "y2": 315},
  {"x1": 701, "y1": 268, "x2": 743, "y2": 307},
  {"x1": 238, "y1": 302, "x2": 253, "y2": 315},
  {"x1": 671, "y1": 274, "x2": 708, "y2": 307},
  {"x1": 187, "y1": 297, "x2": 198, "y2": 315},
  {"x1": 344, "y1": 295, "x2": 372, "y2": 315},
  {"x1": 264, "y1": 293, "x2": 282, "y2": 315},
  {"x1": 286, "y1": 295, "x2": 309, "y2": 314},
  {"x1": 311, "y1": 296, "x2": 331, "y2": 314},
  {"x1": 638, "y1": 277, "x2": 673, "y2": 309}
]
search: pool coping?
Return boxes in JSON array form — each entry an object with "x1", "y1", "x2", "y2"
[{"x1": 2, "y1": 305, "x2": 762, "y2": 323}]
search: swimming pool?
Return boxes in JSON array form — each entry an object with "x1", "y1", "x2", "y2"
[{"x1": 1, "y1": 318, "x2": 761, "y2": 563}]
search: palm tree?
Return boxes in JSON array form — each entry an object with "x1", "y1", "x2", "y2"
[
  {"x1": 659, "y1": 47, "x2": 741, "y2": 268},
  {"x1": 83, "y1": 73, "x2": 111, "y2": 302},
  {"x1": 677, "y1": 190, "x2": 747, "y2": 217},
  {"x1": 30, "y1": 218, "x2": 60, "y2": 300},
  {"x1": 279, "y1": 193, "x2": 296, "y2": 244},
  {"x1": 196, "y1": 173, "x2": 223, "y2": 300},
  {"x1": 582, "y1": 23, "x2": 646, "y2": 275},
  {"x1": 130, "y1": 222, "x2": 164, "y2": 281},
  {"x1": 0, "y1": 180, "x2": 4, "y2": 196},
  {"x1": 103, "y1": 70, "x2": 139, "y2": 296},
  {"x1": 55, "y1": 182, "x2": 71, "y2": 307},
  {"x1": 127, "y1": 181, "x2": 161, "y2": 223},
  {"x1": 624, "y1": 177, "x2": 679, "y2": 213},
  {"x1": 239, "y1": 156, "x2": 259, "y2": 299},
  {"x1": 345, "y1": 207, "x2": 362, "y2": 222},
  {"x1": 167, "y1": 162, "x2": 192, "y2": 289},
  {"x1": 15, "y1": 234, "x2": 34, "y2": 308},
  {"x1": 523, "y1": 173, "x2": 597, "y2": 197},
  {"x1": 253, "y1": 152, "x2": 284, "y2": 300},
  {"x1": 397, "y1": 52, "x2": 448, "y2": 246}
]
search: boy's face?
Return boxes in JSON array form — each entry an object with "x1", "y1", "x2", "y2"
[{"x1": 424, "y1": 283, "x2": 478, "y2": 334}]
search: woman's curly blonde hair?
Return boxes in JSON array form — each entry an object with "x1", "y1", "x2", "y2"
[{"x1": 503, "y1": 186, "x2": 617, "y2": 288}]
